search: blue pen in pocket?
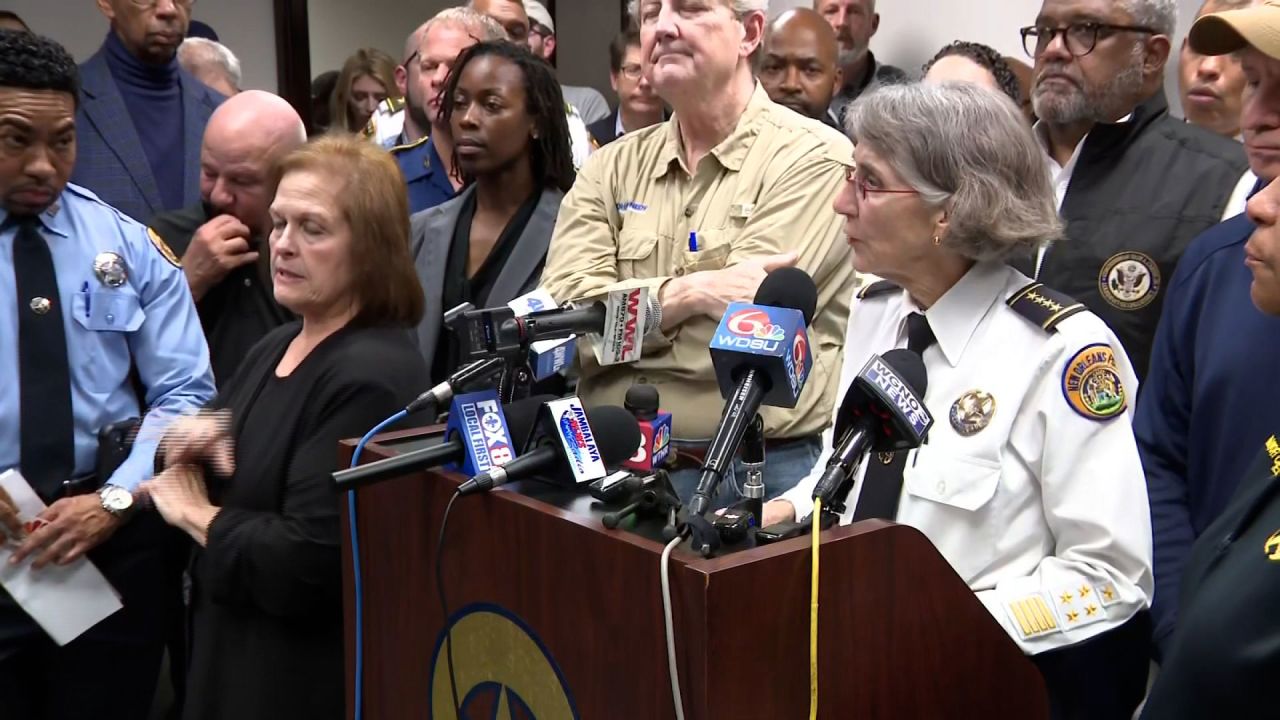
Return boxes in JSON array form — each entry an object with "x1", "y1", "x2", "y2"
[
  {"x1": 81, "y1": 282, "x2": 91, "y2": 318},
  {"x1": 688, "y1": 231, "x2": 698, "y2": 253}
]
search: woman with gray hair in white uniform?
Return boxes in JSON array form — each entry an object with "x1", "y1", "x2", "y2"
[{"x1": 763, "y1": 82, "x2": 1154, "y2": 719}]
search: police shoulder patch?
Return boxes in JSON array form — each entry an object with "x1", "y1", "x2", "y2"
[
  {"x1": 1061, "y1": 343, "x2": 1127, "y2": 421},
  {"x1": 148, "y1": 228, "x2": 181, "y2": 268},
  {"x1": 857, "y1": 280, "x2": 900, "y2": 300},
  {"x1": 1007, "y1": 282, "x2": 1086, "y2": 332}
]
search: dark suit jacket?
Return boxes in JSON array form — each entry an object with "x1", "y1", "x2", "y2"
[
  {"x1": 411, "y1": 185, "x2": 564, "y2": 363},
  {"x1": 587, "y1": 111, "x2": 620, "y2": 148},
  {"x1": 72, "y1": 47, "x2": 224, "y2": 223}
]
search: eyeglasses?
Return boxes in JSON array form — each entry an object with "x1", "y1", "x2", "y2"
[
  {"x1": 845, "y1": 166, "x2": 919, "y2": 202},
  {"x1": 403, "y1": 50, "x2": 419, "y2": 70},
  {"x1": 1020, "y1": 22, "x2": 1155, "y2": 58},
  {"x1": 619, "y1": 64, "x2": 643, "y2": 80},
  {"x1": 128, "y1": 0, "x2": 196, "y2": 8}
]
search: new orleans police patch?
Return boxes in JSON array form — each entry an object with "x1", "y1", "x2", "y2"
[
  {"x1": 1099, "y1": 252, "x2": 1160, "y2": 310},
  {"x1": 1062, "y1": 344, "x2": 1127, "y2": 421},
  {"x1": 147, "y1": 228, "x2": 182, "y2": 268}
]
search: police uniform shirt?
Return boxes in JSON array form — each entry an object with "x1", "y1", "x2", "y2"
[
  {"x1": 391, "y1": 136, "x2": 458, "y2": 215},
  {"x1": 541, "y1": 82, "x2": 855, "y2": 441},
  {"x1": 0, "y1": 184, "x2": 216, "y2": 492},
  {"x1": 1140, "y1": 435, "x2": 1280, "y2": 719},
  {"x1": 779, "y1": 262, "x2": 1153, "y2": 654}
]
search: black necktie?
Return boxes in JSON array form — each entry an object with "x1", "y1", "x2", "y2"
[
  {"x1": 12, "y1": 218, "x2": 74, "y2": 500},
  {"x1": 851, "y1": 312, "x2": 935, "y2": 522}
]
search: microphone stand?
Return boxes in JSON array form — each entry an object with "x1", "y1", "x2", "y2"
[
  {"x1": 738, "y1": 414, "x2": 766, "y2": 526},
  {"x1": 600, "y1": 469, "x2": 682, "y2": 541}
]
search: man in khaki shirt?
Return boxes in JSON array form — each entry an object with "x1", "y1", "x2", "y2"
[{"x1": 541, "y1": 0, "x2": 855, "y2": 507}]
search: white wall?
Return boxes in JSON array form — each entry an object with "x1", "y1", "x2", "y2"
[
  {"x1": 307, "y1": 0, "x2": 453, "y2": 77},
  {"x1": 6, "y1": 0, "x2": 278, "y2": 92}
]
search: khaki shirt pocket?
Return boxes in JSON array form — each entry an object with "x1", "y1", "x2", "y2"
[{"x1": 678, "y1": 227, "x2": 737, "y2": 274}]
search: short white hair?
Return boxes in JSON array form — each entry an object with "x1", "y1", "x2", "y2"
[
  {"x1": 424, "y1": 7, "x2": 507, "y2": 42},
  {"x1": 628, "y1": 0, "x2": 768, "y2": 20},
  {"x1": 1117, "y1": 0, "x2": 1177, "y2": 36},
  {"x1": 178, "y1": 38, "x2": 241, "y2": 90}
]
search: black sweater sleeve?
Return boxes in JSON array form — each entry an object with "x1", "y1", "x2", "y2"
[{"x1": 200, "y1": 338, "x2": 421, "y2": 620}]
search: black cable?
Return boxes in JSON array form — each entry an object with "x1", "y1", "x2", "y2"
[{"x1": 435, "y1": 489, "x2": 463, "y2": 715}]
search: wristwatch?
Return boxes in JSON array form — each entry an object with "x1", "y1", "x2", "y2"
[{"x1": 98, "y1": 485, "x2": 135, "y2": 520}]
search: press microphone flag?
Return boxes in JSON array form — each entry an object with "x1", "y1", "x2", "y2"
[
  {"x1": 443, "y1": 389, "x2": 517, "y2": 478},
  {"x1": 508, "y1": 289, "x2": 576, "y2": 381},
  {"x1": 708, "y1": 304, "x2": 813, "y2": 410},
  {"x1": 622, "y1": 384, "x2": 673, "y2": 472}
]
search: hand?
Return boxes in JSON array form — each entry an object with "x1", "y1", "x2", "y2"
[
  {"x1": 159, "y1": 410, "x2": 235, "y2": 476},
  {"x1": 11, "y1": 494, "x2": 122, "y2": 569},
  {"x1": 138, "y1": 466, "x2": 218, "y2": 546},
  {"x1": 761, "y1": 499, "x2": 797, "y2": 528},
  {"x1": 181, "y1": 215, "x2": 257, "y2": 300},
  {"x1": 0, "y1": 487, "x2": 23, "y2": 545},
  {"x1": 663, "y1": 252, "x2": 799, "y2": 325}
]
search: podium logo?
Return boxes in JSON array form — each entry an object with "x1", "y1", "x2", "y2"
[{"x1": 430, "y1": 603, "x2": 578, "y2": 719}]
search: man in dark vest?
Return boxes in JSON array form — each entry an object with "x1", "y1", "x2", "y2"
[
  {"x1": 1017, "y1": 0, "x2": 1251, "y2": 380},
  {"x1": 149, "y1": 90, "x2": 303, "y2": 386}
]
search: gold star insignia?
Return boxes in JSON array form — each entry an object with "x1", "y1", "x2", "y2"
[
  {"x1": 1066, "y1": 611, "x2": 1080, "y2": 623},
  {"x1": 1060, "y1": 592, "x2": 1073, "y2": 605},
  {"x1": 1078, "y1": 585, "x2": 1091, "y2": 598},
  {"x1": 1101, "y1": 587, "x2": 1115, "y2": 602},
  {"x1": 1085, "y1": 604, "x2": 1099, "y2": 617}
]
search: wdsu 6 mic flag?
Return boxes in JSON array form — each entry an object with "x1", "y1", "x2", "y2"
[{"x1": 709, "y1": 302, "x2": 812, "y2": 409}]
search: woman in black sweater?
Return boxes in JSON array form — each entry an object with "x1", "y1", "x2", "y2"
[{"x1": 141, "y1": 134, "x2": 428, "y2": 720}]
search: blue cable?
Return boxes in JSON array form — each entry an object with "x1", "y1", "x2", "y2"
[{"x1": 348, "y1": 409, "x2": 408, "y2": 720}]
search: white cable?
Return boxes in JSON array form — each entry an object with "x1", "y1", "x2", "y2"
[{"x1": 661, "y1": 535, "x2": 687, "y2": 720}]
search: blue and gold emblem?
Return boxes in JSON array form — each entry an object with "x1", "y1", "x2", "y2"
[
  {"x1": 1062, "y1": 344, "x2": 1127, "y2": 421},
  {"x1": 430, "y1": 603, "x2": 579, "y2": 719}
]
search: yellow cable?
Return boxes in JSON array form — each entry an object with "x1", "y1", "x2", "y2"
[{"x1": 809, "y1": 499, "x2": 821, "y2": 720}]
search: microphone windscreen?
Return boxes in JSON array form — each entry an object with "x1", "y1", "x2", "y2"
[
  {"x1": 584, "y1": 405, "x2": 644, "y2": 466},
  {"x1": 880, "y1": 348, "x2": 928, "y2": 397},
  {"x1": 504, "y1": 394, "x2": 560, "y2": 452},
  {"x1": 753, "y1": 267, "x2": 818, "y2": 327},
  {"x1": 624, "y1": 384, "x2": 660, "y2": 419}
]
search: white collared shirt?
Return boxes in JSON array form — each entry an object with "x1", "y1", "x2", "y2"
[{"x1": 779, "y1": 262, "x2": 1154, "y2": 655}]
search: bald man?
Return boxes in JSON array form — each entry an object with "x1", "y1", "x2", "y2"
[
  {"x1": 149, "y1": 90, "x2": 306, "y2": 384},
  {"x1": 760, "y1": 8, "x2": 843, "y2": 127}
]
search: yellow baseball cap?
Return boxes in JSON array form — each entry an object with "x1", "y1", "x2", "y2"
[{"x1": 1190, "y1": 0, "x2": 1280, "y2": 58}]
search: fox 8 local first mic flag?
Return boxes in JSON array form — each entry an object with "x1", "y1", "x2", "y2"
[
  {"x1": 444, "y1": 389, "x2": 517, "y2": 477},
  {"x1": 709, "y1": 302, "x2": 812, "y2": 408}
]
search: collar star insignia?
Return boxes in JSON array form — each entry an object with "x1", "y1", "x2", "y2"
[
  {"x1": 1078, "y1": 585, "x2": 1091, "y2": 598},
  {"x1": 1066, "y1": 610, "x2": 1080, "y2": 623},
  {"x1": 1060, "y1": 592, "x2": 1073, "y2": 605},
  {"x1": 1101, "y1": 587, "x2": 1115, "y2": 602},
  {"x1": 1085, "y1": 604, "x2": 1099, "y2": 617}
]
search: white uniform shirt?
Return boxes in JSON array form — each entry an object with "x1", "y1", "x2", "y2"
[{"x1": 779, "y1": 262, "x2": 1154, "y2": 655}]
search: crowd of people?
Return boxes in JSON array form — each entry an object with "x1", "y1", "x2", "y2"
[{"x1": 1, "y1": 0, "x2": 1278, "y2": 718}]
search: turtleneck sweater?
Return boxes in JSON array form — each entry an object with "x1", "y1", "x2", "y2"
[{"x1": 102, "y1": 30, "x2": 185, "y2": 211}]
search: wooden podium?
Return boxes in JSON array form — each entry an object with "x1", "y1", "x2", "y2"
[{"x1": 339, "y1": 428, "x2": 1049, "y2": 719}]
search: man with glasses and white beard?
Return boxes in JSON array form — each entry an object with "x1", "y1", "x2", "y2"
[{"x1": 1013, "y1": 0, "x2": 1249, "y2": 382}]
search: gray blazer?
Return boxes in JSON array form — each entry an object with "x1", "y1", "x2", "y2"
[{"x1": 411, "y1": 185, "x2": 565, "y2": 363}]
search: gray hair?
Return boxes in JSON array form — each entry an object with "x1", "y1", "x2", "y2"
[
  {"x1": 424, "y1": 7, "x2": 507, "y2": 43},
  {"x1": 178, "y1": 38, "x2": 241, "y2": 90},
  {"x1": 1117, "y1": 0, "x2": 1177, "y2": 36},
  {"x1": 627, "y1": 0, "x2": 768, "y2": 21},
  {"x1": 844, "y1": 83, "x2": 1062, "y2": 262}
]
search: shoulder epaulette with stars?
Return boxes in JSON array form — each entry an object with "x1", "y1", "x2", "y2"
[
  {"x1": 857, "y1": 280, "x2": 900, "y2": 300},
  {"x1": 1007, "y1": 282, "x2": 1087, "y2": 332}
]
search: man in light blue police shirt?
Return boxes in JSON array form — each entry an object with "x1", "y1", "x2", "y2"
[{"x1": 0, "y1": 30, "x2": 214, "y2": 720}]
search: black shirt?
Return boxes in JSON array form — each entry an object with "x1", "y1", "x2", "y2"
[
  {"x1": 148, "y1": 203, "x2": 293, "y2": 385},
  {"x1": 1141, "y1": 436, "x2": 1280, "y2": 719},
  {"x1": 185, "y1": 321, "x2": 429, "y2": 720},
  {"x1": 430, "y1": 188, "x2": 543, "y2": 385}
]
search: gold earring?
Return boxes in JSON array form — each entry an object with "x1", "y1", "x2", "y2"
[{"x1": 933, "y1": 235, "x2": 942, "y2": 246}]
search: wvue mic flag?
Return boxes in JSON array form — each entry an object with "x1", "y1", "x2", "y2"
[{"x1": 444, "y1": 389, "x2": 517, "y2": 477}]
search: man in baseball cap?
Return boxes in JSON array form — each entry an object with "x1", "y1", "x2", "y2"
[
  {"x1": 522, "y1": 0, "x2": 610, "y2": 124},
  {"x1": 1135, "y1": 0, "x2": 1280, "y2": 675}
]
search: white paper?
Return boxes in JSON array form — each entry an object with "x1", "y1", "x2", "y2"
[{"x1": 0, "y1": 470, "x2": 123, "y2": 645}]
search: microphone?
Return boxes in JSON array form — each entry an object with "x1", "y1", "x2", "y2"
[
  {"x1": 458, "y1": 400, "x2": 640, "y2": 495},
  {"x1": 405, "y1": 356, "x2": 506, "y2": 413},
  {"x1": 810, "y1": 349, "x2": 933, "y2": 512},
  {"x1": 331, "y1": 393, "x2": 553, "y2": 491},
  {"x1": 454, "y1": 289, "x2": 662, "y2": 366},
  {"x1": 687, "y1": 267, "x2": 818, "y2": 517},
  {"x1": 508, "y1": 289, "x2": 577, "y2": 381},
  {"x1": 622, "y1": 384, "x2": 673, "y2": 472}
]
